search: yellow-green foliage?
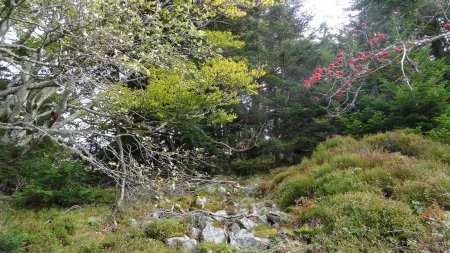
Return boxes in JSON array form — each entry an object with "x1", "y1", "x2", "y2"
[
  {"x1": 143, "y1": 218, "x2": 191, "y2": 241},
  {"x1": 272, "y1": 131, "x2": 450, "y2": 251},
  {"x1": 204, "y1": 30, "x2": 245, "y2": 49},
  {"x1": 103, "y1": 58, "x2": 263, "y2": 125}
]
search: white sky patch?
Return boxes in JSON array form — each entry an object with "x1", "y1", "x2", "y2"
[{"x1": 303, "y1": 0, "x2": 354, "y2": 30}]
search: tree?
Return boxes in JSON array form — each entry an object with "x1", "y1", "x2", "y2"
[
  {"x1": 302, "y1": 0, "x2": 450, "y2": 117},
  {"x1": 0, "y1": 0, "x2": 272, "y2": 217}
]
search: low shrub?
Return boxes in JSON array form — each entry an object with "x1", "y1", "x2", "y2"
[
  {"x1": 363, "y1": 130, "x2": 450, "y2": 163},
  {"x1": 0, "y1": 228, "x2": 28, "y2": 253},
  {"x1": 143, "y1": 218, "x2": 190, "y2": 241},
  {"x1": 301, "y1": 192, "x2": 424, "y2": 251},
  {"x1": 0, "y1": 143, "x2": 113, "y2": 208},
  {"x1": 278, "y1": 175, "x2": 314, "y2": 209}
]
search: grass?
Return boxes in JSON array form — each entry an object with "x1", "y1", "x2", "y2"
[{"x1": 0, "y1": 204, "x2": 177, "y2": 253}]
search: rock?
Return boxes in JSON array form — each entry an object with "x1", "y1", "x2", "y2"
[
  {"x1": 212, "y1": 210, "x2": 228, "y2": 221},
  {"x1": 217, "y1": 186, "x2": 227, "y2": 195},
  {"x1": 191, "y1": 227, "x2": 201, "y2": 240},
  {"x1": 164, "y1": 236, "x2": 197, "y2": 251},
  {"x1": 230, "y1": 223, "x2": 241, "y2": 234},
  {"x1": 206, "y1": 186, "x2": 215, "y2": 194},
  {"x1": 182, "y1": 239, "x2": 198, "y2": 251},
  {"x1": 87, "y1": 217, "x2": 98, "y2": 225},
  {"x1": 198, "y1": 215, "x2": 214, "y2": 229},
  {"x1": 257, "y1": 214, "x2": 268, "y2": 224},
  {"x1": 237, "y1": 208, "x2": 249, "y2": 215},
  {"x1": 202, "y1": 223, "x2": 227, "y2": 244},
  {"x1": 196, "y1": 196, "x2": 207, "y2": 208},
  {"x1": 271, "y1": 203, "x2": 280, "y2": 212},
  {"x1": 266, "y1": 211, "x2": 291, "y2": 225},
  {"x1": 129, "y1": 218, "x2": 139, "y2": 227},
  {"x1": 239, "y1": 217, "x2": 256, "y2": 230},
  {"x1": 230, "y1": 229, "x2": 270, "y2": 249},
  {"x1": 251, "y1": 203, "x2": 270, "y2": 216}
]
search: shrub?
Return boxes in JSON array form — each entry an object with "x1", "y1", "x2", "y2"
[
  {"x1": 278, "y1": 175, "x2": 314, "y2": 209},
  {"x1": 364, "y1": 130, "x2": 450, "y2": 163},
  {"x1": 0, "y1": 228, "x2": 27, "y2": 253},
  {"x1": 143, "y1": 218, "x2": 190, "y2": 241},
  {"x1": 395, "y1": 175, "x2": 450, "y2": 209},
  {"x1": 312, "y1": 169, "x2": 374, "y2": 198},
  {"x1": 301, "y1": 192, "x2": 424, "y2": 251},
  {"x1": 0, "y1": 143, "x2": 113, "y2": 208}
]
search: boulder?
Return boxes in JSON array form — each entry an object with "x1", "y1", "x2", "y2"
[
  {"x1": 202, "y1": 223, "x2": 227, "y2": 244},
  {"x1": 217, "y1": 186, "x2": 227, "y2": 195},
  {"x1": 198, "y1": 215, "x2": 214, "y2": 229},
  {"x1": 191, "y1": 227, "x2": 201, "y2": 240},
  {"x1": 164, "y1": 236, "x2": 198, "y2": 251},
  {"x1": 239, "y1": 217, "x2": 256, "y2": 230},
  {"x1": 230, "y1": 229, "x2": 270, "y2": 249},
  {"x1": 196, "y1": 196, "x2": 207, "y2": 208},
  {"x1": 229, "y1": 222, "x2": 241, "y2": 234},
  {"x1": 212, "y1": 210, "x2": 228, "y2": 221},
  {"x1": 266, "y1": 211, "x2": 291, "y2": 225}
]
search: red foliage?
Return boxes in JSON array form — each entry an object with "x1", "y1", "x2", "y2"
[{"x1": 394, "y1": 47, "x2": 402, "y2": 53}]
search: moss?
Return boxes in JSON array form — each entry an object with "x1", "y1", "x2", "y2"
[
  {"x1": 253, "y1": 223, "x2": 270, "y2": 232},
  {"x1": 254, "y1": 228, "x2": 277, "y2": 238},
  {"x1": 212, "y1": 220, "x2": 222, "y2": 228},
  {"x1": 143, "y1": 218, "x2": 190, "y2": 241},
  {"x1": 196, "y1": 242, "x2": 235, "y2": 253}
]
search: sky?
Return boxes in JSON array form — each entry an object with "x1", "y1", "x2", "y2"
[{"x1": 303, "y1": 0, "x2": 354, "y2": 30}]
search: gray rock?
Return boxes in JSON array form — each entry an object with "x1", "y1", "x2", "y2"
[
  {"x1": 239, "y1": 217, "x2": 256, "y2": 230},
  {"x1": 164, "y1": 236, "x2": 197, "y2": 251},
  {"x1": 251, "y1": 203, "x2": 270, "y2": 216},
  {"x1": 237, "y1": 208, "x2": 249, "y2": 215},
  {"x1": 257, "y1": 214, "x2": 268, "y2": 224},
  {"x1": 230, "y1": 229, "x2": 270, "y2": 249},
  {"x1": 266, "y1": 211, "x2": 291, "y2": 225},
  {"x1": 230, "y1": 222, "x2": 242, "y2": 234},
  {"x1": 87, "y1": 217, "x2": 98, "y2": 225},
  {"x1": 198, "y1": 215, "x2": 214, "y2": 229},
  {"x1": 206, "y1": 186, "x2": 215, "y2": 194},
  {"x1": 217, "y1": 186, "x2": 227, "y2": 195},
  {"x1": 202, "y1": 223, "x2": 227, "y2": 244},
  {"x1": 129, "y1": 218, "x2": 139, "y2": 227},
  {"x1": 213, "y1": 210, "x2": 228, "y2": 221},
  {"x1": 182, "y1": 239, "x2": 198, "y2": 251},
  {"x1": 191, "y1": 227, "x2": 201, "y2": 240},
  {"x1": 196, "y1": 196, "x2": 207, "y2": 208}
]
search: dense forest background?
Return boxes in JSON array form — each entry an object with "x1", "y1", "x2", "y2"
[{"x1": 0, "y1": 0, "x2": 449, "y2": 252}]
